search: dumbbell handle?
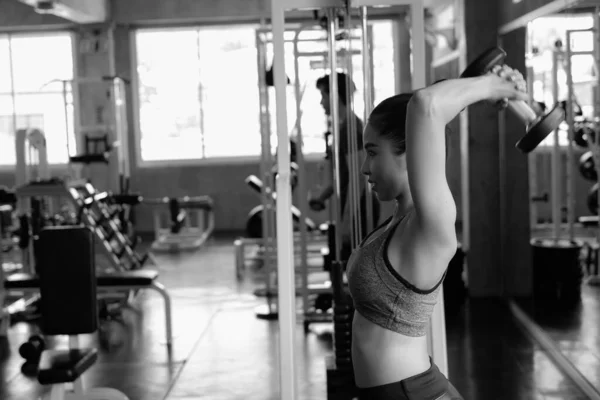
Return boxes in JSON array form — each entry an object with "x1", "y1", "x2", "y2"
[{"x1": 506, "y1": 100, "x2": 539, "y2": 125}]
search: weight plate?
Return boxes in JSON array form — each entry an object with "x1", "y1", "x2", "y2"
[
  {"x1": 579, "y1": 151, "x2": 597, "y2": 181},
  {"x1": 461, "y1": 47, "x2": 506, "y2": 78},
  {"x1": 515, "y1": 104, "x2": 565, "y2": 153},
  {"x1": 573, "y1": 126, "x2": 590, "y2": 149},
  {"x1": 588, "y1": 183, "x2": 599, "y2": 215}
]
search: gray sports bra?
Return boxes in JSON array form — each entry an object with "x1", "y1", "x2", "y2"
[{"x1": 346, "y1": 216, "x2": 446, "y2": 337}]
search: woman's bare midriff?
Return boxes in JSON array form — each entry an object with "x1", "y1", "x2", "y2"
[{"x1": 351, "y1": 310, "x2": 431, "y2": 388}]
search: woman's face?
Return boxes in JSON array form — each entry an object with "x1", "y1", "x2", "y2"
[{"x1": 361, "y1": 123, "x2": 409, "y2": 201}]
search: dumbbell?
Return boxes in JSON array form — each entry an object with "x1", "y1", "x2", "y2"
[
  {"x1": 461, "y1": 46, "x2": 565, "y2": 153},
  {"x1": 309, "y1": 197, "x2": 326, "y2": 212},
  {"x1": 19, "y1": 335, "x2": 46, "y2": 361},
  {"x1": 579, "y1": 151, "x2": 597, "y2": 181},
  {"x1": 19, "y1": 335, "x2": 45, "y2": 376}
]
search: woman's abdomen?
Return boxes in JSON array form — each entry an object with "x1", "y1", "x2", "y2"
[{"x1": 351, "y1": 310, "x2": 430, "y2": 388}]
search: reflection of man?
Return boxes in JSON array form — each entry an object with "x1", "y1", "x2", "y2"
[{"x1": 308, "y1": 72, "x2": 380, "y2": 258}]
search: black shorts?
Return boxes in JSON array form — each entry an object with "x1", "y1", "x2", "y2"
[{"x1": 358, "y1": 360, "x2": 464, "y2": 400}]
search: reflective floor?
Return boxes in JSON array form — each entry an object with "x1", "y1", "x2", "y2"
[
  {"x1": 0, "y1": 235, "x2": 592, "y2": 399},
  {"x1": 515, "y1": 283, "x2": 600, "y2": 394}
]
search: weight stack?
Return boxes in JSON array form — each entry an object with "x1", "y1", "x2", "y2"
[
  {"x1": 531, "y1": 238, "x2": 583, "y2": 309},
  {"x1": 327, "y1": 260, "x2": 358, "y2": 399}
]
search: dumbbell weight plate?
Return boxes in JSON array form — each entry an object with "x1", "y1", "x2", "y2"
[
  {"x1": 579, "y1": 151, "x2": 597, "y2": 181},
  {"x1": 574, "y1": 126, "x2": 590, "y2": 149},
  {"x1": 515, "y1": 104, "x2": 565, "y2": 153},
  {"x1": 460, "y1": 47, "x2": 507, "y2": 78},
  {"x1": 588, "y1": 183, "x2": 598, "y2": 215},
  {"x1": 21, "y1": 361, "x2": 39, "y2": 377}
]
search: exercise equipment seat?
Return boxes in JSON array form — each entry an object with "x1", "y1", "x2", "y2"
[
  {"x1": 4, "y1": 269, "x2": 173, "y2": 348},
  {"x1": 37, "y1": 348, "x2": 97, "y2": 385},
  {"x1": 97, "y1": 270, "x2": 158, "y2": 286},
  {"x1": 5, "y1": 273, "x2": 39, "y2": 289},
  {"x1": 35, "y1": 225, "x2": 130, "y2": 399},
  {"x1": 579, "y1": 215, "x2": 599, "y2": 227},
  {"x1": 0, "y1": 186, "x2": 16, "y2": 205},
  {"x1": 112, "y1": 193, "x2": 143, "y2": 206},
  {"x1": 69, "y1": 153, "x2": 110, "y2": 164}
]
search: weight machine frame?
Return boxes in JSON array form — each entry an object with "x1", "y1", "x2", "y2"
[
  {"x1": 270, "y1": 1, "x2": 445, "y2": 399},
  {"x1": 564, "y1": 11, "x2": 600, "y2": 285},
  {"x1": 249, "y1": 22, "x2": 371, "y2": 323},
  {"x1": 0, "y1": 128, "x2": 50, "y2": 335},
  {"x1": 43, "y1": 76, "x2": 131, "y2": 194}
]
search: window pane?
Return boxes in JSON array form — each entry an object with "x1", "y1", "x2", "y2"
[
  {"x1": 14, "y1": 93, "x2": 75, "y2": 164},
  {"x1": 136, "y1": 29, "x2": 203, "y2": 161},
  {"x1": 198, "y1": 26, "x2": 260, "y2": 158},
  {"x1": 372, "y1": 21, "x2": 396, "y2": 107},
  {"x1": 297, "y1": 55, "x2": 328, "y2": 155},
  {"x1": 0, "y1": 95, "x2": 16, "y2": 165},
  {"x1": 10, "y1": 33, "x2": 73, "y2": 92},
  {"x1": 0, "y1": 37, "x2": 12, "y2": 94}
]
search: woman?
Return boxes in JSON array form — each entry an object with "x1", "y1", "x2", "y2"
[{"x1": 346, "y1": 67, "x2": 528, "y2": 399}]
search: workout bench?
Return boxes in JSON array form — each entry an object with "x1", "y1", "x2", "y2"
[
  {"x1": 147, "y1": 195, "x2": 215, "y2": 252},
  {"x1": 4, "y1": 269, "x2": 173, "y2": 346}
]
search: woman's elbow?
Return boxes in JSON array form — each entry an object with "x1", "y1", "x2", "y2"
[{"x1": 408, "y1": 89, "x2": 437, "y2": 117}]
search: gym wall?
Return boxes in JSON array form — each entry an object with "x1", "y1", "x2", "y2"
[{"x1": 0, "y1": 0, "x2": 591, "y2": 234}]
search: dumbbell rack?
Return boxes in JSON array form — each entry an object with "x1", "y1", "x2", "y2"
[
  {"x1": 70, "y1": 182, "x2": 151, "y2": 271},
  {"x1": 15, "y1": 179, "x2": 151, "y2": 273}
]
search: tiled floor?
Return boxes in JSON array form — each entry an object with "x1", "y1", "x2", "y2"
[{"x1": 0, "y1": 234, "x2": 593, "y2": 399}]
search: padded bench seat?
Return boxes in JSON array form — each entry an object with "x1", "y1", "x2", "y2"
[
  {"x1": 97, "y1": 270, "x2": 158, "y2": 286},
  {"x1": 69, "y1": 153, "x2": 110, "y2": 164},
  {"x1": 4, "y1": 269, "x2": 172, "y2": 346},
  {"x1": 38, "y1": 348, "x2": 97, "y2": 385},
  {"x1": 5, "y1": 270, "x2": 158, "y2": 290},
  {"x1": 5, "y1": 273, "x2": 38, "y2": 289},
  {"x1": 579, "y1": 215, "x2": 599, "y2": 227}
]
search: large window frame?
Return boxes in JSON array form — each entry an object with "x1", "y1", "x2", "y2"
[
  {"x1": 131, "y1": 24, "x2": 264, "y2": 168},
  {"x1": 132, "y1": 18, "x2": 399, "y2": 168},
  {"x1": 0, "y1": 29, "x2": 78, "y2": 170}
]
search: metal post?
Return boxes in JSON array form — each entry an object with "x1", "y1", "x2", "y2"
[
  {"x1": 271, "y1": 1, "x2": 297, "y2": 399},
  {"x1": 526, "y1": 64, "x2": 538, "y2": 229},
  {"x1": 564, "y1": 38, "x2": 575, "y2": 242},
  {"x1": 343, "y1": 6, "x2": 361, "y2": 249},
  {"x1": 256, "y1": 30, "x2": 277, "y2": 316},
  {"x1": 328, "y1": 8, "x2": 343, "y2": 264},
  {"x1": 293, "y1": 30, "x2": 310, "y2": 319},
  {"x1": 594, "y1": 9, "x2": 600, "y2": 275},
  {"x1": 551, "y1": 50, "x2": 561, "y2": 241},
  {"x1": 361, "y1": 6, "x2": 375, "y2": 234}
]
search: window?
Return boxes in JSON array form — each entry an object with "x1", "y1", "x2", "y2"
[
  {"x1": 134, "y1": 26, "x2": 260, "y2": 162},
  {"x1": 0, "y1": 32, "x2": 75, "y2": 166},
  {"x1": 269, "y1": 20, "x2": 396, "y2": 156},
  {"x1": 527, "y1": 15, "x2": 595, "y2": 147},
  {"x1": 134, "y1": 21, "x2": 397, "y2": 164}
]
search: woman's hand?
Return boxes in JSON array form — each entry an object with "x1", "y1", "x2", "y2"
[
  {"x1": 409, "y1": 66, "x2": 530, "y2": 125},
  {"x1": 484, "y1": 65, "x2": 529, "y2": 106}
]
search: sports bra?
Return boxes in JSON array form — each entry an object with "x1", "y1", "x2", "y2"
[{"x1": 346, "y1": 215, "x2": 446, "y2": 337}]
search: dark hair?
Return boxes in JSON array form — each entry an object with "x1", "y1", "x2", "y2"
[
  {"x1": 368, "y1": 93, "x2": 451, "y2": 159},
  {"x1": 316, "y1": 72, "x2": 356, "y2": 106}
]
